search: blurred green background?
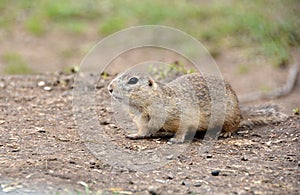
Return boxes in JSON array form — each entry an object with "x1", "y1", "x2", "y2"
[{"x1": 0, "y1": 0, "x2": 299, "y2": 74}]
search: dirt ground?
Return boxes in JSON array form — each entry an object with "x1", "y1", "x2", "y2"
[{"x1": 0, "y1": 58, "x2": 299, "y2": 195}]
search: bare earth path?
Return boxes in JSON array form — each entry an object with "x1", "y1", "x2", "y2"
[{"x1": 0, "y1": 73, "x2": 299, "y2": 194}]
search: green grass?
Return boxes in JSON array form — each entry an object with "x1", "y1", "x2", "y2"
[
  {"x1": 293, "y1": 107, "x2": 299, "y2": 115},
  {"x1": 43, "y1": 0, "x2": 102, "y2": 20},
  {"x1": 2, "y1": 53, "x2": 32, "y2": 74},
  {"x1": 236, "y1": 64, "x2": 250, "y2": 74},
  {"x1": 99, "y1": 16, "x2": 127, "y2": 36},
  {"x1": 0, "y1": 0, "x2": 299, "y2": 72},
  {"x1": 65, "y1": 21, "x2": 86, "y2": 34},
  {"x1": 25, "y1": 16, "x2": 46, "y2": 36},
  {"x1": 195, "y1": 1, "x2": 299, "y2": 66}
]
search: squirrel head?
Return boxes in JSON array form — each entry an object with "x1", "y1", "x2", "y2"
[{"x1": 108, "y1": 72, "x2": 160, "y2": 107}]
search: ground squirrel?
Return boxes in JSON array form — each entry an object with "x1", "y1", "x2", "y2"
[{"x1": 108, "y1": 72, "x2": 288, "y2": 143}]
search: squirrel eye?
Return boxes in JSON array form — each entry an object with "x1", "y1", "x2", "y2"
[{"x1": 127, "y1": 77, "x2": 138, "y2": 84}]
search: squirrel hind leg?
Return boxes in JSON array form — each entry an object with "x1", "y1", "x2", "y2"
[
  {"x1": 218, "y1": 119, "x2": 241, "y2": 138},
  {"x1": 219, "y1": 125, "x2": 239, "y2": 138}
]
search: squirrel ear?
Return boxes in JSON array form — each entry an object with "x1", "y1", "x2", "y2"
[{"x1": 148, "y1": 78, "x2": 158, "y2": 90}]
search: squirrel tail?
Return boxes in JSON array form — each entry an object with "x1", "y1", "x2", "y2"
[{"x1": 239, "y1": 104, "x2": 289, "y2": 128}]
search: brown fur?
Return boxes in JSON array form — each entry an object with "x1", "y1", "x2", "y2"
[{"x1": 108, "y1": 72, "x2": 287, "y2": 143}]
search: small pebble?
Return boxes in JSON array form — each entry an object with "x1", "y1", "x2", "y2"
[
  {"x1": 38, "y1": 81, "x2": 46, "y2": 87},
  {"x1": 69, "y1": 160, "x2": 76, "y2": 164},
  {"x1": 52, "y1": 79, "x2": 60, "y2": 86},
  {"x1": 43, "y1": 86, "x2": 52, "y2": 91},
  {"x1": 11, "y1": 148, "x2": 20, "y2": 152},
  {"x1": 166, "y1": 155, "x2": 174, "y2": 160},
  {"x1": 57, "y1": 137, "x2": 69, "y2": 142},
  {"x1": 241, "y1": 156, "x2": 248, "y2": 161},
  {"x1": 206, "y1": 154, "x2": 213, "y2": 158},
  {"x1": 26, "y1": 159, "x2": 35, "y2": 165},
  {"x1": 166, "y1": 173, "x2": 174, "y2": 180},
  {"x1": 155, "y1": 179, "x2": 166, "y2": 184},
  {"x1": 77, "y1": 181, "x2": 88, "y2": 187},
  {"x1": 108, "y1": 124, "x2": 117, "y2": 128},
  {"x1": 0, "y1": 82, "x2": 5, "y2": 88},
  {"x1": 36, "y1": 128, "x2": 46, "y2": 133},
  {"x1": 194, "y1": 182, "x2": 201, "y2": 187},
  {"x1": 71, "y1": 66, "x2": 80, "y2": 73},
  {"x1": 148, "y1": 186, "x2": 158, "y2": 195},
  {"x1": 211, "y1": 170, "x2": 220, "y2": 176},
  {"x1": 100, "y1": 121, "x2": 110, "y2": 125}
]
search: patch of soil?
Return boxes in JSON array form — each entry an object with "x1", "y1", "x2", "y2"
[{"x1": 0, "y1": 73, "x2": 299, "y2": 194}]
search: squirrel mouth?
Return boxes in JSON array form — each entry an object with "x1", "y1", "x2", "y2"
[{"x1": 111, "y1": 93, "x2": 123, "y2": 101}]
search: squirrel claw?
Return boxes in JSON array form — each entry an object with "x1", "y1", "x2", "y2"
[{"x1": 219, "y1": 131, "x2": 232, "y2": 138}]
